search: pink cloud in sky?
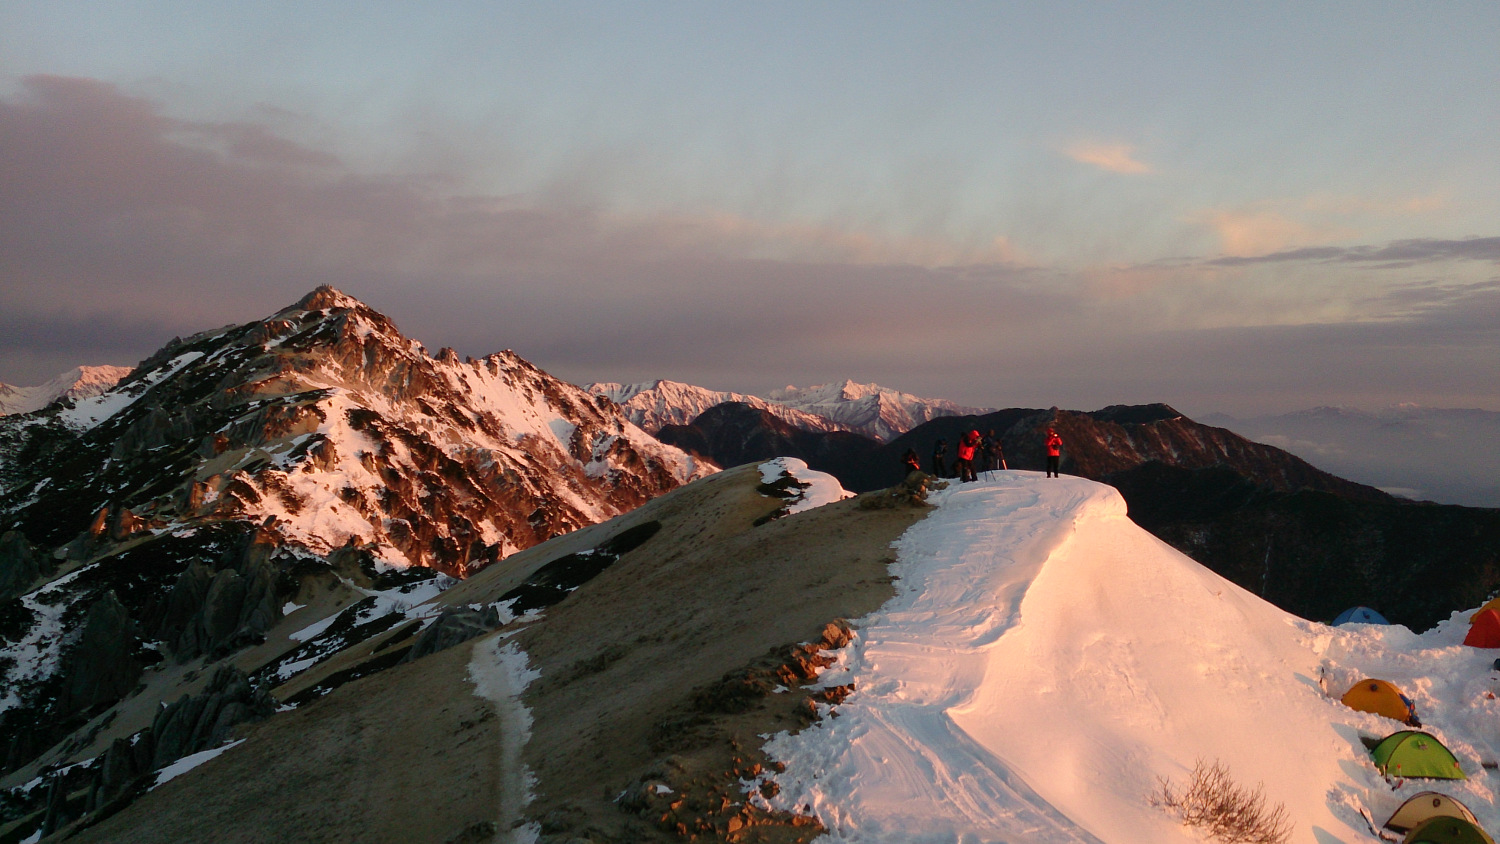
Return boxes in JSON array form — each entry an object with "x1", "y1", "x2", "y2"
[
  {"x1": 1194, "y1": 207, "x2": 1358, "y2": 257},
  {"x1": 1, "y1": 76, "x2": 1496, "y2": 415},
  {"x1": 1063, "y1": 142, "x2": 1152, "y2": 174}
]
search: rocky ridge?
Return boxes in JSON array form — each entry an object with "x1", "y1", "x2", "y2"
[
  {"x1": 1, "y1": 286, "x2": 709, "y2": 574},
  {"x1": 0, "y1": 287, "x2": 710, "y2": 820}
]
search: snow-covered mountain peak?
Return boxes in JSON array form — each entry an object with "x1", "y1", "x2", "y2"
[
  {"x1": 3, "y1": 289, "x2": 711, "y2": 575},
  {"x1": 0, "y1": 364, "x2": 134, "y2": 416},
  {"x1": 585, "y1": 379, "x2": 842, "y2": 437},
  {"x1": 765, "y1": 380, "x2": 995, "y2": 442}
]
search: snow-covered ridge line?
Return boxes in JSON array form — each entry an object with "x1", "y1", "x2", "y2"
[{"x1": 761, "y1": 472, "x2": 1500, "y2": 843}]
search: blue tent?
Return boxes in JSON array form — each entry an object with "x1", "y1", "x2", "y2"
[{"x1": 1333, "y1": 606, "x2": 1390, "y2": 626}]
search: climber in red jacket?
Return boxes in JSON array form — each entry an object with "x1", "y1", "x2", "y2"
[
  {"x1": 1045, "y1": 428, "x2": 1063, "y2": 478},
  {"x1": 955, "y1": 429, "x2": 980, "y2": 483}
]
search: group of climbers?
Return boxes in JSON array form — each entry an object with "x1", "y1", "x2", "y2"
[{"x1": 907, "y1": 426, "x2": 1064, "y2": 483}]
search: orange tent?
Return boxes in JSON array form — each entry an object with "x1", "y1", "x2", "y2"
[
  {"x1": 1465, "y1": 609, "x2": 1500, "y2": 648},
  {"x1": 1342, "y1": 679, "x2": 1416, "y2": 724},
  {"x1": 1472, "y1": 597, "x2": 1500, "y2": 622}
]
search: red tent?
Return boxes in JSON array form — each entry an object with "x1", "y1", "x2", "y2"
[{"x1": 1465, "y1": 609, "x2": 1500, "y2": 648}]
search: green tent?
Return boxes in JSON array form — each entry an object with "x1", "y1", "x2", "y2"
[
  {"x1": 1403, "y1": 815, "x2": 1496, "y2": 844},
  {"x1": 1372, "y1": 731, "x2": 1466, "y2": 780}
]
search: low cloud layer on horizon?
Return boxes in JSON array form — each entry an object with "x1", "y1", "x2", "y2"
[{"x1": 2, "y1": 76, "x2": 1497, "y2": 416}]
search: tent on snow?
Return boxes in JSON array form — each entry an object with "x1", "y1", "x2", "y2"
[
  {"x1": 1386, "y1": 792, "x2": 1481, "y2": 834},
  {"x1": 1333, "y1": 606, "x2": 1389, "y2": 625},
  {"x1": 1470, "y1": 596, "x2": 1500, "y2": 622},
  {"x1": 1465, "y1": 609, "x2": 1500, "y2": 648},
  {"x1": 1402, "y1": 816, "x2": 1496, "y2": 844},
  {"x1": 1371, "y1": 731, "x2": 1465, "y2": 780},
  {"x1": 1342, "y1": 678, "x2": 1418, "y2": 725}
]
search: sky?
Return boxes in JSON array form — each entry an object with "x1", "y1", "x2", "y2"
[{"x1": 1, "y1": 2, "x2": 1497, "y2": 416}]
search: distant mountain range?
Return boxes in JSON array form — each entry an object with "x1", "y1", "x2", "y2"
[
  {"x1": 591, "y1": 378, "x2": 991, "y2": 442},
  {"x1": 1203, "y1": 406, "x2": 1500, "y2": 508},
  {"x1": 0, "y1": 366, "x2": 133, "y2": 417}
]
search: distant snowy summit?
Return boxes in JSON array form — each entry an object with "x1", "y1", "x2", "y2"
[
  {"x1": 591, "y1": 378, "x2": 991, "y2": 442},
  {"x1": 590, "y1": 380, "x2": 841, "y2": 436},
  {"x1": 0, "y1": 364, "x2": 133, "y2": 416},
  {"x1": 765, "y1": 380, "x2": 993, "y2": 442}
]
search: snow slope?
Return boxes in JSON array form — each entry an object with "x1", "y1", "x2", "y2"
[{"x1": 762, "y1": 472, "x2": 1500, "y2": 843}]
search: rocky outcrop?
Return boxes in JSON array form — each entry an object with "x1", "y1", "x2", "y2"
[
  {"x1": 70, "y1": 664, "x2": 275, "y2": 827},
  {"x1": 147, "y1": 665, "x2": 274, "y2": 772},
  {"x1": 57, "y1": 591, "x2": 143, "y2": 716},
  {"x1": 401, "y1": 605, "x2": 503, "y2": 663},
  {"x1": 0, "y1": 529, "x2": 49, "y2": 601},
  {"x1": 158, "y1": 525, "x2": 282, "y2": 660}
]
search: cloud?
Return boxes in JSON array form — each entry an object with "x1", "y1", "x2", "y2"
[
  {"x1": 1, "y1": 76, "x2": 1496, "y2": 416},
  {"x1": 1205, "y1": 236, "x2": 1500, "y2": 267},
  {"x1": 1063, "y1": 142, "x2": 1152, "y2": 174},
  {"x1": 1192, "y1": 208, "x2": 1357, "y2": 257},
  {"x1": 0, "y1": 75, "x2": 1052, "y2": 390}
]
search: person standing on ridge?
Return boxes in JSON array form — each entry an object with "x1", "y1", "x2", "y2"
[
  {"x1": 1045, "y1": 428, "x2": 1063, "y2": 478},
  {"x1": 983, "y1": 429, "x2": 1005, "y2": 471},
  {"x1": 955, "y1": 429, "x2": 980, "y2": 483},
  {"x1": 931, "y1": 438, "x2": 948, "y2": 477}
]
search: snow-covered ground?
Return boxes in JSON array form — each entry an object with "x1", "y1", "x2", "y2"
[{"x1": 761, "y1": 471, "x2": 1500, "y2": 843}]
